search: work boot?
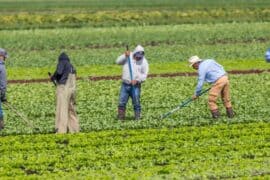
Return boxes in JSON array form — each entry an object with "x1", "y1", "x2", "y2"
[
  {"x1": 117, "y1": 107, "x2": 125, "y2": 120},
  {"x1": 226, "y1": 107, "x2": 234, "y2": 118},
  {"x1": 211, "y1": 109, "x2": 220, "y2": 119},
  {"x1": 134, "y1": 111, "x2": 141, "y2": 120},
  {"x1": 0, "y1": 118, "x2": 4, "y2": 130}
]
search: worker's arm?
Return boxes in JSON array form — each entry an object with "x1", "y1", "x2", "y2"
[
  {"x1": 0, "y1": 65, "x2": 7, "y2": 102},
  {"x1": 51, "y1": 61, "x2": 65, "y2": 81},
  {"x1": 194, "y1": 68, "x2": 206, "y2": 97},
  {"x1": 116, "y1": 51, "x2": 131, "y2": 65}
]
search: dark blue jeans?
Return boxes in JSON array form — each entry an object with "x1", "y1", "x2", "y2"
[{"x1": 118, "y1": 82, "x2": 141, "y2": 112}]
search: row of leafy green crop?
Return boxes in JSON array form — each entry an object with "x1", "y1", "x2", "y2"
[
  {"x1": 1, "y1": 8, "x2": 270, "y2": 30},
  {"x1": 0, "y1": 122, "x2": 269, "y2": 178},
  {"x1": 5, "y1": 41, "x2": 269, "y2": 80},
  {"x1": 2, "y1": 22, "x2": 270, "y2": 79},
  {"x1": 7, "y1": 42, "x2": 268, "y2": 68},
  {"x1": 1, "y1": 0, "x2": 269, "y2": 30},
  {"x1": 1, "y1": 22, "x2": 269, "y2": 51},
  {"x1": 7, "y1": 59, "x2": 268, "y2": 80},
  {"x1": 1, "y1": 73, "x2": 269, "y2": 135}
]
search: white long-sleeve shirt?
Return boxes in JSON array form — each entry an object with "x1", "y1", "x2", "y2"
[{"x1": 116, "y1": 53, "x2": 149, "y2": 84}]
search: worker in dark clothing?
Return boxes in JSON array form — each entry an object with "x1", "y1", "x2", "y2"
[
  {"x1": 50, "y1": 52, "x2": 79, "y2": 134},
  {"x1": 0, "y1": 48, "x2": 8, "y2": 130}
]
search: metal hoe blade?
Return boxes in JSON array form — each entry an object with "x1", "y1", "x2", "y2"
[{"x1": 161, "y1": 87, "x2": 211, "y2": 119}]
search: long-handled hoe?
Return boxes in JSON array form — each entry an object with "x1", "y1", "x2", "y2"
[
  {"x1": 161, "y1": 87, "x2": 211, "y2": 119},
  {"x1": 4, "y1": 103, "x2": 40, "y2": 131},
  {"x1": 126, "y1": 45, "x2": 136, "y2": 100}
]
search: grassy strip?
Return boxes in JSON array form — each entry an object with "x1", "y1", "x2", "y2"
[
  {"x1": 7, "y1": 60, "x2": 269, "y2": 80},
  {"x1": 0, "y1": 122, "x2": 269, "y2": 178}
]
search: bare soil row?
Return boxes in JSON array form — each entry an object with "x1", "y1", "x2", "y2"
[{"x1": 8, "y1": 69, "x2": 270, "y2": 84}]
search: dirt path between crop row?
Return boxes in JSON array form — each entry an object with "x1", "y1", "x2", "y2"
[{"x1": 8, "y1": 69, "x2": 270, "y2": 84}]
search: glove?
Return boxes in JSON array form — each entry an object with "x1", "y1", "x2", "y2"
[
  {"x1": 125, "y1": 51, "x2": 130, "y2": 58},
  {"x1": 50, "y1": 75, "x2": 56, "y2": 82},
  {"x1": 49, "y1": 72, "x2": 57, "y2": 86},
  {"x1": 192, "y1": 95, "x2": 198, "y2": 100},
  {"x1": 131, "y1": 80, "x2": 138, "y2": 85},
  {"x1": 1, "y1": 92, "x2": 7, "y2": 103}
]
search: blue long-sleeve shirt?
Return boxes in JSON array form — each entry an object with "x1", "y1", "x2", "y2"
[
  {"x1": 195, "y1": 59, "x2": 226, "y2": 96},
  {"x1": 0, "y1": 60, "x2": 7, "y2": 94}
]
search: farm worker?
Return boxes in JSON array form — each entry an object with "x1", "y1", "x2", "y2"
[
  {"x1": 50, "y1": 52, "x2": 79, "y2": 133},
  {"x1": 0, "y1": 48, "x2": 8, "y2": 130},
  {"x1": 189, "y1": 55, "x2": 234, "y2": 119},
  {"x1": 265, "y1": 48, "x2": 270, "y2": 63},
  {"x1": 116, "y1": 45, "x2": 149, "y2": 120}
]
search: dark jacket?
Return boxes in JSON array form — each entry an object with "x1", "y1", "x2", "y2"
[{"x1": 51, "y1": 53, "x2": 76, "y2": 85}]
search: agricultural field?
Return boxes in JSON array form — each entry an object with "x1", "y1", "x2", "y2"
[
  {"x1": 1, "y1": 0, "x2": 270, "y2": 30},
  {"x1": 2, "y1": 22, "x2": 270, "y2": 79},
  {"x1": 0, "y1": 123, "x2": 269, "y2": 178},
  {"x1": 1, "y1": 73, "x2": 269, "y2": 135},
  {"x1": 0, "y1": 0, "x2": 269, "y2": 178}
]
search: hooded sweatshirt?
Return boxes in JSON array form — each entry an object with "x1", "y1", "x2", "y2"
[
  {"x1": 52, "y1": 52, "x2": 76, "y2": 85},
  {"x1": 116, "y1": 45, "x2": 149, "y2": 84}
]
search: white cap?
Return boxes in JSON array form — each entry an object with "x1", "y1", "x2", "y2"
[
  {"x1": 134, "y1": 45, "x2": 144, "y2": 54},
  {"x1": 188, "y1": 55, "x2": 202, "y2": 67}
]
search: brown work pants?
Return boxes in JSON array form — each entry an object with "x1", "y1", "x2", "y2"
[
  {"x1": 208, "y1": 75, "x2": 232, "y2": 111},
  {"x1": 55, "y1": 74, "x2": 79, "y2": 134}
]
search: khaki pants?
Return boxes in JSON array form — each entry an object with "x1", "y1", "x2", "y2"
[
  {"x1": 208, "y1": 76, "x2": 232, "y2": 111},
  {"x1": 55, "y1": 74, "x2": 79, "y2": 133}
]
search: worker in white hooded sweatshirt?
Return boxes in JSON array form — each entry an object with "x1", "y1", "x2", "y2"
[{"x1": 116, "y1": 45, "x2": 149, "y2": 120}]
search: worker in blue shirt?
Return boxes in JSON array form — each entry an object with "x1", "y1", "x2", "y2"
[
  {"x1": 0, "y1": 48, "x2": 8, "y2": 130},
  {"x1": 189, "y1": 55, "x2": 234, "y2": 119}
]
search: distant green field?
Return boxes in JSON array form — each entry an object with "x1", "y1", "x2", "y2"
[
  {"x1": 1, "y1": 0, "x2": 270, "y2": 11},
  {"x1": 0, "y1": 0, "x2": 270, "y2": 29},
  {"x1": 2, "y1": 23, "x2": 270, "y2": 52},
  {"x1": 1, "y1": 22, "x2": 269, "y2": 79}
]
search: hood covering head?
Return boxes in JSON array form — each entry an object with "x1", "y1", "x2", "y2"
[
  {"x1": 133, "y1": 45, "x2": 145, "y2": 60},
  {"x1": 133, "y1": 45, "x2": 144, "y2": 54},
  {"x1": 0, "y1": 48, "x2": 8, "y2": 58},
  {"x1": 58, "y1": 52, "x2": 70, "y2": 62}
]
